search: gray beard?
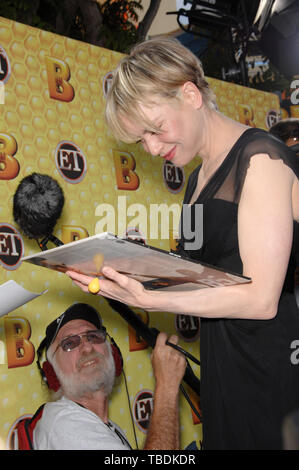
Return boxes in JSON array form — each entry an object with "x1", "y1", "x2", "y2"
[{"x1": 53, "y1": 344, "x2": 116, "y2": 399}]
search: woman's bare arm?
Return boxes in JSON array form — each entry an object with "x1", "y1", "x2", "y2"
[{"x1": 67, "y1": 154, "x2": 296, "y2": 320}]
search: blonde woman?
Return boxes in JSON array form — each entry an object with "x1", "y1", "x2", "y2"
[{"x1": 67, "y1": 37, "x2": 299, "y2": 450}]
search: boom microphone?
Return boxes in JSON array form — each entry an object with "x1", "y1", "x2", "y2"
[{"x1": 13, "y1": 173, "x2": 64, "y2": 250}]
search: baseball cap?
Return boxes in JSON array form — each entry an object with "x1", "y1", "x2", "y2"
[{"x1": 44, "y1": 303, "x2": 103, "y2": 350}]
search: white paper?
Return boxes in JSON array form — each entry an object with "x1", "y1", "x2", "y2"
[
  {"x1": 22, "y1": 232, "x2": 250, "y2": 291},
  {"x1": 0, "y1": 280, "x2": 47, "y2": 317}
]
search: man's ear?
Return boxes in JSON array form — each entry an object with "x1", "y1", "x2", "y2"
[{"x1": 181, "y1": 81, "x2": 203, "y2": 110}]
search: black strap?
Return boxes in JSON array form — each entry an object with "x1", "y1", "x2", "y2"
[{"x1": 105, "y1": 422, "x2": 132, "y2": 449}]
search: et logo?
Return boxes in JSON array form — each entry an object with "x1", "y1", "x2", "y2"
[
  {"x1": 266, "y1": 110, "x2": 280, "y2": 129},
  {"x1": 0, "y1": 223, "x2": 24, "y2": 270},
  {"x1": 0, "y1": 46, "x2": 11, "y2": 84},
  {"x1": 163, "y1": 161, "x2": 185, "y2": 194},
  {"x1": 55, "y1": 141, "x2": 87, "y2": 184},
  {"x1": 133, "y1": 389, "x2": 154, "y2": 433},
  {"x1": 175, "y1": 314, "x2": 200, "y2": 342}
]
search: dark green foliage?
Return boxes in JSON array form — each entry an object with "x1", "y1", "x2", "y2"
[{"x1": 99, "y1": 0, "x2": 142, "y2": 53}]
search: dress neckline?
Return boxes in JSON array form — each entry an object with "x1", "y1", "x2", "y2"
[{"x1": 188, "y1": 127, "x2": 256, "y2": 205}]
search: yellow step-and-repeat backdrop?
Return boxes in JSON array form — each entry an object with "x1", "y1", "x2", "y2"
[{"x1": 0, "y1": 16, "x2": 280, "y2": 450}]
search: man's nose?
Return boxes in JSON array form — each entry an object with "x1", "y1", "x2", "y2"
[{"x1": 79, "y1": 336, "x2": 93, "y2": 352}]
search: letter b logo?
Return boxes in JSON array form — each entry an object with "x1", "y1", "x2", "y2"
[
  {"x1": 113, "y1": 150, "x2": 139, "y2": 190},
  {"x1": 4, "y1": 317, "x2": 35, "y2": 368},
  {"x1": 0, "y1": 133, "x2": 20, "y2": 180},
  {"x1": 45, "y1": 56, "x2": 74, "y2": 102}
]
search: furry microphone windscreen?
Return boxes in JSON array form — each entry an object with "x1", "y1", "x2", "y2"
[{"x1": 13, "y1": 173, "x2": 65, "y2": 239}]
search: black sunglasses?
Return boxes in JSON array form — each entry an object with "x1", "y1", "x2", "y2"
[{"x1": 53, "y1": 329, "x2": 107, "y2": 355}]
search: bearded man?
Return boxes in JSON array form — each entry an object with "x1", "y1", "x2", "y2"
[{"x1": 33, "y1": 303, "x2": 186, "y2": 450}]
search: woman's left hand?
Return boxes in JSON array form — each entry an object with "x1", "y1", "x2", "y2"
[{"x1": 66, "y1": 267, "x2": 153, "y2": 309}]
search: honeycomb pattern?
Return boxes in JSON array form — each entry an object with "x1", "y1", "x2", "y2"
[
  {"x1": 0, "y1": 16, "x2": 280, "y2": 450},
  {"x1": 210, "y1": 76, "x2": 280, "y2": 127}
]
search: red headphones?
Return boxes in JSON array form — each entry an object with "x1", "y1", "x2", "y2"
[
  {"x1": 109, "y1": 335, "x2": 123, "y2": 378},
  {"x1": 37, "y1": 334, "x2": 123, "y2": 392}
]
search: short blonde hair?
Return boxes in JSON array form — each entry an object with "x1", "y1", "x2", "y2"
[{"x1": 105, "y1": 36, "x2": 216, "y2": 143}]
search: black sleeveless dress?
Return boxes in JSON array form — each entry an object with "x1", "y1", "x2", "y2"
[{"x1": 177, "y1": 128, "x2": 299, "y2": 450}]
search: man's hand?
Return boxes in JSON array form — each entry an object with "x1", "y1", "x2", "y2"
[
  {"x1": 143, "y1": 333, "x2": 187, "y2": 450},
  {"x1": 151, "y1": 332, "x2": 186, "y2": 392}
]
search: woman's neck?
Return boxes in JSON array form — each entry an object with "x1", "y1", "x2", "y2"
[{"x1": 196, "y1": 109, "x2": 249, "y2": 167}]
